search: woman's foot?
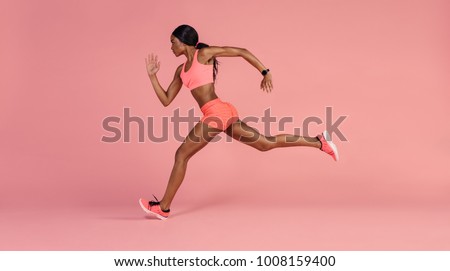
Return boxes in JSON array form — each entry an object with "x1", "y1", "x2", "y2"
[
  {"x1": 318, "y1": 130, "x2": 339, "y2": 161},
  {"x1": 139, "y1": 197, "x2": 170, "y2": 220}
]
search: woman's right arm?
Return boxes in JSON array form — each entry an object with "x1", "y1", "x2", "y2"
[{"x1": 146, "y1": 54, "x2": 183, "y2": 107}]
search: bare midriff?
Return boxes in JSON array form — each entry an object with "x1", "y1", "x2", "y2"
[{"x1": 191, "y1": 83, "x2": 219, "y2": 108}]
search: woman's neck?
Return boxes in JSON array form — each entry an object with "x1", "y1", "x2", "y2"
[{"x1": 184, "y1": 47, "x2": 196, "y2": 61}]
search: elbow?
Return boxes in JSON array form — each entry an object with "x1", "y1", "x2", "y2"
[
  {"x1": 160, "y1": 97, "x2": 170, "y2": 107},
  {"x1": 162, "y1": 98, "x2": 173, "y2": 107},
  {"x1": 239, "y1": 48, "x2": 249, "y2": 57}
]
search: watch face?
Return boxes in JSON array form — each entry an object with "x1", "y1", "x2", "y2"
[{"x1": 262, "y1": 70, "x2": 268, "y2": 76}]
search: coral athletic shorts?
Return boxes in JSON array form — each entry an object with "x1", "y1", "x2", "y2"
[{"x1": 200, "y1": 98, "x2": 239, "y2": 131}]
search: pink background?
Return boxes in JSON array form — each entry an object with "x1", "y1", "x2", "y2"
[{"x1": 1, "y1": 0, "x2": 450, "y2": 250}]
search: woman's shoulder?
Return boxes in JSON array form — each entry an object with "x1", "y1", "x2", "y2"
[
  {"x1": 197, "y1": 47, "x2": 216, "y2": 64},
  {"x1": 175, "y1": 63, "x2": 184, "y2": 76}
]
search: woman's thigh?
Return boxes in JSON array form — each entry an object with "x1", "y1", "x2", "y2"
[
  {"x1": 225, "y1": 120, "x2": 272, "y2": 151},
  {"x1": 176, "y1": 121, "x2": 223, "y2": 160}
]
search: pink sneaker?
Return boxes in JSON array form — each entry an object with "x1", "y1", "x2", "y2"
[
  {"x1": 139, "y1": 196, "x2": 170, "y2": 220},
  {"x1": 318, "y1": 130, "x2": 339, "y2": 161}
]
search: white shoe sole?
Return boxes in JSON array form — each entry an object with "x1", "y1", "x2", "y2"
[
  {"x1": 323, "y1": 131, "x2": 339, "y2": 161},
  {"x1": 139, "y1": 199, "x2": 168, "y2": 220}
]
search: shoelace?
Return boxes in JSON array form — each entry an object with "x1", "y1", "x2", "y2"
[
  {"x1": 149, "y1": 194, "x2": 160, "y2": 206},
  {"x1": 149, "y1": 195, "x2": 170, "y2": 212}
]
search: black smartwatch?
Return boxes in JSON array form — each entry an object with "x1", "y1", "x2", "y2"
[{"x1": 261, "y1": 69, "x2": 270, "y2": 76}]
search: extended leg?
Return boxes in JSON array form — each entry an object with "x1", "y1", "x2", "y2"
[
  {"x1": 159, "y1": 122, "x2": 222, "y2": 210},
  {"x1": 225, "y1": 120, "x2": 321, "y2": 151}
]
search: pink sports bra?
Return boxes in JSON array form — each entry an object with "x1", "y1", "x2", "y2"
[{"x1": 180, "y1": 49, "x2": 214, "y2": 90}]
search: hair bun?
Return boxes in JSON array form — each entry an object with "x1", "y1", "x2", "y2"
[{"x1": 195, "y1": 42, "x2": 209, "y2": 49}]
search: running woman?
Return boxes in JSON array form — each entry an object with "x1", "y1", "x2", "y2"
[{"x1": 140, "y1": 24, "x2": 338, "y2": 220}]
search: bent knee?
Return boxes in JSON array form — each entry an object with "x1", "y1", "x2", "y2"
[
  {"x1": 174, "y1": 146, "x2": 191, "y2": 163},
  {"x1": 255, "y1": 139, "x2": 273, "y2": 152}
]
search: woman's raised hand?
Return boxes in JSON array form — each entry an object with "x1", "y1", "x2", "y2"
[
  {"x1": 145, "y1": 53, "x2": 161, "y2": 76},
  {"x1": 260, "y1": 73, "x2": 273, "y2": 93}
]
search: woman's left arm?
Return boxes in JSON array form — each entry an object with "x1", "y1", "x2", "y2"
[{"x1": 202, "y1": 46, "x2": 273, "y2": 92}]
